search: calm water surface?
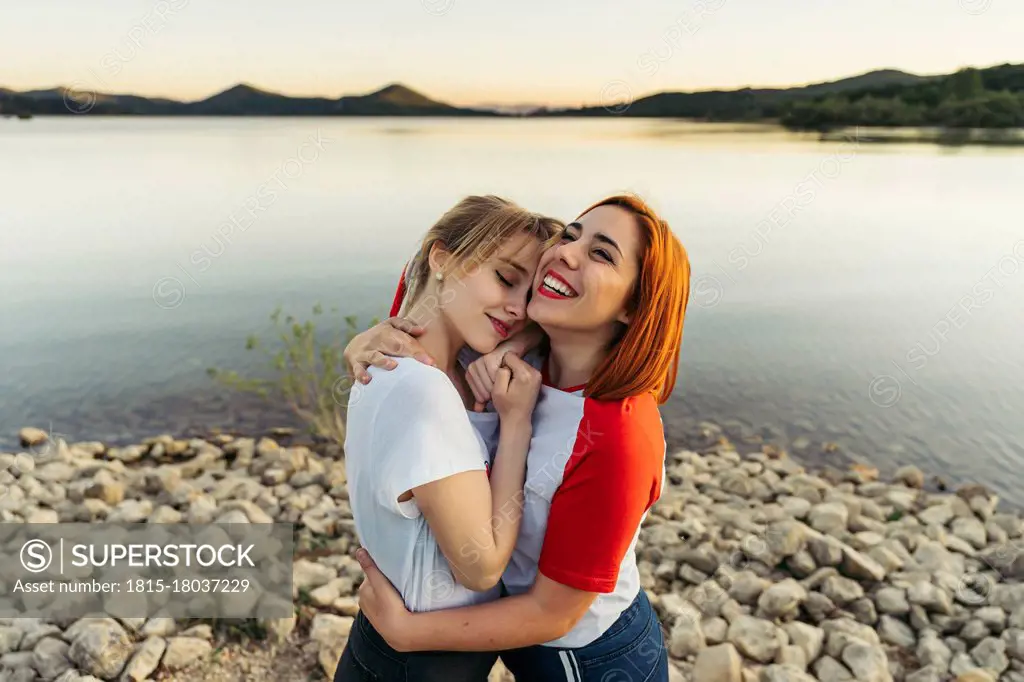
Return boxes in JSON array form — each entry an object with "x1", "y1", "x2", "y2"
[{"x1": 2, "y1": 118, "x2": 1022, "y2": 500}]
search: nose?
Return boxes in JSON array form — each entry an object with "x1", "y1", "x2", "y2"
[
  {"x1": 553, "y1": 238, "x2": 582, "y2": 270},
  {"x1": 505, "y1": 291, "x2": 527, "y2": 320}
]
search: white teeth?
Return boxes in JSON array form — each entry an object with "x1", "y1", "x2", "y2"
[{"x1": 542, "y1": 275, "x2": 576, "y2": 297}]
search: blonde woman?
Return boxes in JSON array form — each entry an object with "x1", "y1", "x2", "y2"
[{"x1": 335, "y1": 196, "x2": 563, "y2": 681}]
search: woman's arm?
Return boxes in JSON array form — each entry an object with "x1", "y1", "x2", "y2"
[
  {"x1": 412, "y1": 424, "x2": 531, "y2": 591},
  {"x1": 403, "y1": 354, "x2": 541, "y2": 591},
  {"x1": 357, "y1": 549, "x2": 596, "y2": 651}
]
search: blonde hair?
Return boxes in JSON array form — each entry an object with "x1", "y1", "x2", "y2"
[{"x1": 398, "y1": 195, "x2": 563, "y2": 317}]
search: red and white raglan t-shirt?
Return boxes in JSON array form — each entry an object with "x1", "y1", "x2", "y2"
[{"x1": 503, "y1": 375, "x2": 666, "y2": 648}]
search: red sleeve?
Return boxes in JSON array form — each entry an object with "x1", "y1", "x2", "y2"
[
  {"x1": 388, "y1": 264, "x2": 408, "y2": 317},
  {"x1": 538, "y1": 395, "x2": 665, "y2": 593}
]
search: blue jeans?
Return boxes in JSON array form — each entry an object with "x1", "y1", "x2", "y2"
[
  {"x1": 500, "y1": 590, "x2": 669, "y2": 682},
  {"x1": 335, "y1": 611, "x2": 497, "y2": 682}
]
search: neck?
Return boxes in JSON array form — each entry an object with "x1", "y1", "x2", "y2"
[
  {"x1": 413, "y1": 305, "x2": 464, "y2": 376},
  {"x1": 544, "y1": 326, "x2": 615, "y2": 391}
]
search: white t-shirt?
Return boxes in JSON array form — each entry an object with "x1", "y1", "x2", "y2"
[{"x1": 344, "y1": 357, "x2": 501, "y2": 612}]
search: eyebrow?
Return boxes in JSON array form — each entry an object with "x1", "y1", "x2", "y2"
[
  {"x1": 566, "y1": 221, "x2": 622, "y2": 257},
  {"x1": 498, "y1": 257, "x2": 529, "y2": 275}
]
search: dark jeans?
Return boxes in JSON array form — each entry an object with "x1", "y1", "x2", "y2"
[
  {"x1": 500, "y1": 590, "x2": 668, "y2": 682},
  {"x1": 334, "y1": 611, "x2": 497, "y2": 682}
]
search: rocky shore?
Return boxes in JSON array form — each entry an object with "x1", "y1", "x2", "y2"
[{"x1": 1, "y1": 424, "x2": 1022, "y2": 682}]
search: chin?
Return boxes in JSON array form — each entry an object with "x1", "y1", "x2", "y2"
[{"x1": 464, "y1": 332, "x2": 501, "y2": 355}]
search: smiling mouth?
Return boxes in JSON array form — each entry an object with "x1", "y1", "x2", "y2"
[
  {"x1": 488, "y1": 315, "x2": 510, "y2": 338},
  {"x1": 538, "y1": 271, "x2": 578, "y2": 300}
]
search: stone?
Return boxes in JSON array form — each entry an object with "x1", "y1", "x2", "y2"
[
  {"x1": 118, "y1": 636, "x2": 166, "y2": 681},
  {"x1": 705, "y1": 617, "x2": 729, "y2": 645},
  {"x1": 141, "y1": 618, "x2": 177, "y2": 638},
  {"x1": 961, "y1": 620, "x2": 989, "y2": 645},
  {"x1": 803, "y1": 592, "x2": 837, "y2": 623},
  {"x1": 781, "y1": 622, "x2": 824, "y2": 664},
  {"x1": 727, "y1": 616, "x2": 781, "y2": 664},
  {"x1": 970, "y1": 637, "x2": 1009, "y2": 673},
  {"x1": 878, "y1": 615, "x2": 916, "y2": 648},
  {"x1": 808, "y1": 534, "x2": 844, "y2": 567},
  {"x1": 809, "y1": 503, "x2": 849, "y2": 535},
  {"x1": 787, "y1": 550, "x2": 817, "y2": 578},
  {"x1": 974, "y1": 607, "x2": 1006, "y2": 633},
  {"x1": 952, "y1": 517, "x2": 989, "y2": 550},
  {"x1": 840, "y1": 545, "x2": 887, "y2": 582},
  {"x1": 840, "y1": 642, "x2": 891, "y2": 682},
  {"x1": 875, "y1": 586, "x2": 911, "y2": 615},
  {"x1": 905, "y1": 667, "x2": 943, "y2": 682},
  {"x1": 669, "y1": 610, "x2": 705, "y2": 658},
  {"x1": 310, "y1": 614, "x2": 354, "y2": 648},
  {"x1": 0, "y1": 625, "x2": 23, "y2": 654},
  {"x1": 728, "y1": 571, "x2": 768, "y2": 606},
  {"x1": 759, "y1": 664, "x2": 815, "y2": 682},
  {"x1": 1005, "y1": 628, "x2": 1024, "y2": 661},
  {"x1": 19, "y1": 427, "x2": 50, "y2": 447},
  {"x1": 681, "y1": 547, "x2": 721, "y2": 575},
  {"x1": 32, "y1": 637, "x2": 72, "y2": 681},
  {"x1": 757, "y1": 579, "x2": 807, "y2": 620},
  {"x1": 820, "y1": 575, "x2": 864, "y2": 605},
  {"x1": 693, "y1": 642, "x2": 742, "y2": 682},
  {"x1": 894, "y1": 465, "x2": 925, "y2": 488},
  {"x1": 919, "y1": 503, "x2": 956, "y2": 527},
  {"x1": 954, "y1": 670, "x2": 996, "y2": 682},
  {"x1": 913, "y1": 630, "x2": 950, "y2": 667},
  {"x1": 908, "y1": 582, "x2": 953, "y2": 614},
  {"x1": 766, "y1": 521, "x2": 807, "y2": 559},
  {"x1": 812, "y1": 655, "x2": 854, "y2": 681},
  {"x1": 775, "y1": 645, "x2": 808, "y2": 670},
  {"x1": 66, "y1": 620, "x2": 134, "y2": 679},
  {"x1": 293, "y1": 559, "x2": 337, "y2": 593},
  {"x1": 161, "y1": 637, "x2": 212, "y2": 671}
]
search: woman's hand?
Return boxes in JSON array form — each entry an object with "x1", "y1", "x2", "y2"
[
  {"x1": 465, "y1": 344, "x2": 524, "y2": 411},
  {"x1": 344, "y1": 317, "x2": 435, "y2": 384},
  {"x1": 355, "y1": 549, "x2": 416, "y2": 652},
  {"x1": 490, "y1": 354, "x2": 542, "y2": 427}
]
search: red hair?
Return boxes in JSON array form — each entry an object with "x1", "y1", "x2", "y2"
[{"x1": 582, "y1": 195, "x2": 690, "y2": 404}]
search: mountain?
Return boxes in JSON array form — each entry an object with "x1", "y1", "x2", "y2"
[
  {"x1": 0, "y1": 82, "x2": 492, "y2": 117},
  {"x1": 3, "y1": 64, "x2": 1022, "y2": 125},
  {"x1": 545, "y1": 69, "x2": 930, "y2": 120}
]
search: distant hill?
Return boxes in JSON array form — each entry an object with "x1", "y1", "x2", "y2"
[
  {"x1": 544, "y1": 69, "x2": 930, "y2": 119},
  {"x1": 0, "y1": 82, "x2": 492, "y2": 117},
  {"x1": 541, "y1": 63, "x2": 1024, "y2": 129},
  {"x1": 3, "y1": 64, "x2": 1022, "y2": 127}
]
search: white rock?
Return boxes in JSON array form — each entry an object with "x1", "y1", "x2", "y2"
[{"x1": 693, "y1": 643, "x2": 742, "y2": 682}]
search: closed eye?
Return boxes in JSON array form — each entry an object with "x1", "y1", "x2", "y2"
[
  {"x1": 594, "y1": 248, "x2": 613, "y2": 262},
  {"x1": 496, "y1": 271, "x2": 513, "y2": 287}
]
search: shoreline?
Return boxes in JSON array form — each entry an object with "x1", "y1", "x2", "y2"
[
  {"x1": 3, "y1": 425, "x2": 1022, "y2": 681},
  {"x1": 7, "y1": 115, "x2": 1024, "y2": 148}
]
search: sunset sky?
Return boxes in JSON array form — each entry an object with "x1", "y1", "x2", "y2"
[{"x1": 2, "y1": 0, "x2": 1021, "y2": 107}]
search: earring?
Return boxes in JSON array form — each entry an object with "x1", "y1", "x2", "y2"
[{"x1": 434, "y1": 272, "x2": 443, "y2": 281}]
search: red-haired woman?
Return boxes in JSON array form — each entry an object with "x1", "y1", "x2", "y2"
[{"x1": 342, "y1": 195, "x2": 690, "y2": 682}]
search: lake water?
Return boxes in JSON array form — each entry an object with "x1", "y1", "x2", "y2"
[{"x1": 2, "y1": 118, "x2": 1023, "y2": 501}]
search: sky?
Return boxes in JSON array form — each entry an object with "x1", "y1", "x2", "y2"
[{"x1": 2, "y1": 0, "x2": 1021, "y2": 107}]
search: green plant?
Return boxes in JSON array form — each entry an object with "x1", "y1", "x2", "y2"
[{"x1": 208, "y1": 303, "x2": 377, "y2": 443}]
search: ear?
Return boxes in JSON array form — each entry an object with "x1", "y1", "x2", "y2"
[
  {"x1": 616, "y1": 310, "x2": 631, "y2": 325},
  {"x1": 427, "y1": 241, "x2": 452, "y2": 278}
]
